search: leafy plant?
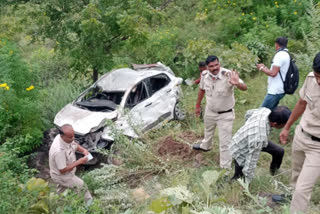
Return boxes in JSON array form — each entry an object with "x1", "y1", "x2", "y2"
[
  {"x1": 0, "y1": 39, "x2": 43, "y2": 151},
  {"x1": 39, "y1": 0, "x2": 161, "y2": 81}
]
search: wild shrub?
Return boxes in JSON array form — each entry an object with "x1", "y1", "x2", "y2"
[
  {"x1": 39, "y1": 79, "x2": 86, "y2": 128},
  {"x1": 180, "y1": 40, "x2": 258, "y2": 79},
  {"x1": 0, "y1": 39, "x2": 43, "y2": 151},
  {"x1": 0, "y1": 175, "x2": 93, "y2": 214},
  {"x1": 219, "y1": 42, "x2": 259, "y2": 77}
]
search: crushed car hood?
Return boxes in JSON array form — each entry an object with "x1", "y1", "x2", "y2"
[{"x1": 54, "y1": 104, "x2": 117, "y2": 135}]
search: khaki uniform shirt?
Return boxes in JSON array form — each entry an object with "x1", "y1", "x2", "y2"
[
  {"x1": 199, "y1": 67, "x2": 243, "y2": 113},
  {"x1": 49, "y1": 135, "x2": 78, "y2": 180},
  {"x1": 299, "y1": 72, "x2": 320, "y2": 138}
]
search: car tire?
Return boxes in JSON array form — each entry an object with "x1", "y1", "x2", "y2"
[{"x1": 174, "y1": 102, "x2": 186, "y2": 120}]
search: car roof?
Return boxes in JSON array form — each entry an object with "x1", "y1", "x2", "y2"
[{"x1": 96, "y1": 64, "x2": 173, "y2": 91}]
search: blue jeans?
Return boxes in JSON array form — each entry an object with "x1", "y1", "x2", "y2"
[{"x1": 261, "y1": 93, "x2": 285, "y2": 110}]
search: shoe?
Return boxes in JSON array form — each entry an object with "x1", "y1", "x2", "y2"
[
  {"x1": 270, "y1": 168, "x2": 286, "y2": 176},
  {"x1": 192, "y1": 143, "x2": 211, "y2": 152},
  {"x1": 272, "y1": 194, "x2": 290, "y2": 204},
  {"x1": 270, "y1": 168, "x2": 278, "y2": 176}
]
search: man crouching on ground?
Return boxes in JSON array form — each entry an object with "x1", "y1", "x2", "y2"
[
  {"x1": 230, "y1": 106, "x2": 291, "y2": 184},
  {"x1": 49, "y1": 124, "x2": 93, "y2": 205}
]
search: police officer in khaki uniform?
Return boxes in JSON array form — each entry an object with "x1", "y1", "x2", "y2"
[
  {"x1": 193, "y1": 55, "x2": 247, "y2": 169},
  {"x1": 49, "y1": 124, "x2": 93, "y2": 204},
  {"x1": 280, "y1": 52, "x2": 320, "y2": 213}
]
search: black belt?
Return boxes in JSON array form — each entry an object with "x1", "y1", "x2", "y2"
[
  {"x1": 217, "y1": 109, "x2": 233, "y2": 114},
  {"x1": 302, "y1": 128, "x2": 320, "y2": 142}
]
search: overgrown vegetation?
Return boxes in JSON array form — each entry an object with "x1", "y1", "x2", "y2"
[{"x1": 1, "y1": 0, "x2": 320, "y2": 213}]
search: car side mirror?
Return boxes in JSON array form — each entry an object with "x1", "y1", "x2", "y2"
[{"x1": 175, "y1": 78, "x2": 183, "y2": 86}]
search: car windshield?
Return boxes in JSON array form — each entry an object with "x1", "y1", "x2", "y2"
[{"x1": 76, "y1": 87, "x2": 124, "y2": 112}]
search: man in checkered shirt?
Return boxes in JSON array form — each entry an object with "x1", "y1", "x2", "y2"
[{"x1": 230, "y1": 106, "x2": 291, "y2": 184}]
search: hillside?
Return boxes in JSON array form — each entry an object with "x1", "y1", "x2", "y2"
[{"x1": 1, "y1": 0, "x2": 320, "y2": 213}]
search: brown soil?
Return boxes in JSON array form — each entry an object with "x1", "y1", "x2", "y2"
[
  {"x1": 177, "y1": 131, "x2": 200, "y2": 143},
  {"x1": 155, "y1": 131, "x2": 208, "y2": 167}
]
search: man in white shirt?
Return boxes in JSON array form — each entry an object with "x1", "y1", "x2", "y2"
[{"x1": 256, "y1": 37, "x2": 290, "y2": 110}]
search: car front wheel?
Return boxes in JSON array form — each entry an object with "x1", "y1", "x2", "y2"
[{"x1": 174, "y1": 102, "x2": 186, "y2": 120}]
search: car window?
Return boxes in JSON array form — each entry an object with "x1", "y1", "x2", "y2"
[
  {"x1": 80, "y1": 87, "x2": 124, "y2": 105},
  {"x1": 75, "y1": 87, "x2": 124, "y2": 112},
  {"x1": 148, "y1": 74, "x2": 171, "y2": 96},
  {"x1": 125, "y1": 81, "x2": 149, "y2": 108}
]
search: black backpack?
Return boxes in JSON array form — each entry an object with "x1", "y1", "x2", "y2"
[{"x1": 278, "y1": 50, "x2": 299, "y2": 94}]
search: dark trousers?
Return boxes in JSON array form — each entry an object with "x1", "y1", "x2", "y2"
[{"x1": 232, "y1": 141, "x2": 285, "y2": 180}]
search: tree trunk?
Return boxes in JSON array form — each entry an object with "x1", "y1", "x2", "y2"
[{"x1": 93, "y1": 67, "x2": 98, "y2": 83}]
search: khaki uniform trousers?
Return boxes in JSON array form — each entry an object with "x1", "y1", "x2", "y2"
[
  {"x1": 290, "y1": 125, "x2": 320, "y2": 213},
  {"x1": 52, "y1": 175, "x2": 93, "y2": 203},
  {"x1": 200, "y1": 110, "x2": 234, "y2": 169}
]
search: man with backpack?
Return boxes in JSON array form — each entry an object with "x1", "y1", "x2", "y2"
[{"x1": 256, "y1": 37, "x2": 293, "y2": 110}]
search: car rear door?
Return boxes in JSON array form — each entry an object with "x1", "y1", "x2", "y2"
[{"x1": 140, "y1": 74, "x2": 175, "y2": 131}]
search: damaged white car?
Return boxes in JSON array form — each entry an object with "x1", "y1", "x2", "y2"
[{"x1": 54, "y1": 63, "x2": 185, "y2": 152}]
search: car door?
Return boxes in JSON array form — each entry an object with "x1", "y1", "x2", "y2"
[
  {"x1": 123, "y1": 74, "x2": 173, "y2": 133},
  {"x1": 141, "y1": 74, "x2": 175, "y2": 131},
  {"x1": 122, "y1": 80, "x2": 154, "y2": 134}
]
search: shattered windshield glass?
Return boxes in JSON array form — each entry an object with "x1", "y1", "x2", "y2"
[{"x1": 76, "y1": 87, "x2": 124, "y2": 112}]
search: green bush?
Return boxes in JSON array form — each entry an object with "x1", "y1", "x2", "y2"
[
  {"x1": 39, "y1": 79, "x2": 86, "y2": 128},
  {"x1": 0, "y1": 39, "x2": 43, "y2": 151},
  {"x1": 178, "y1": 39, "x2": 258, "y2": 79}
]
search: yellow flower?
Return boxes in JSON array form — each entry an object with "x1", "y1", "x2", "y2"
[
  {"x1": 213, "y1": 0, "x2": 216, "y2": 3},
  {"x1": 26, "y1": 85, "x2": 35, "y2": 91},
  {"x1": 0, "y1": 83, "x2": 7, "y2": 88},
  {"x1": 9, "y1": 50, "x2": 13, "y2": 55},
  {"x1": 5, "y1": 86, "x2": 9, "y2": 90},
  {"x1": 253, "y1": 17, "x2": 256, "y2": 20},
  {"x1": 266, "y1": 24, "x2": 269, "y2": 28},
  {"x1": 233, "y1": 3, "x2": 236, "y2": 5},
  {"x1": 294, "y1": 11, "x2": 298, "y2": 15},
  {"x1": 250, "y1": 12, "x2": 253, "y2": 15},
  {"x1": 276, "y1": 5, "x2": 279, "y2": 8},
  {"x1": 275, "y1": 1, "x2": 278, "y2": 4},
  {"x1": 242, "y1": 13, "x2": 245, "y2": 16},
  {"x1": 228, "y1": 1, "x2": 230, "y2": 3}
]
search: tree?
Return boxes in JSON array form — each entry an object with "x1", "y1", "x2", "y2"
[{"x1": 39, "y1": 0, "x2": 160, "y2": 81}]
